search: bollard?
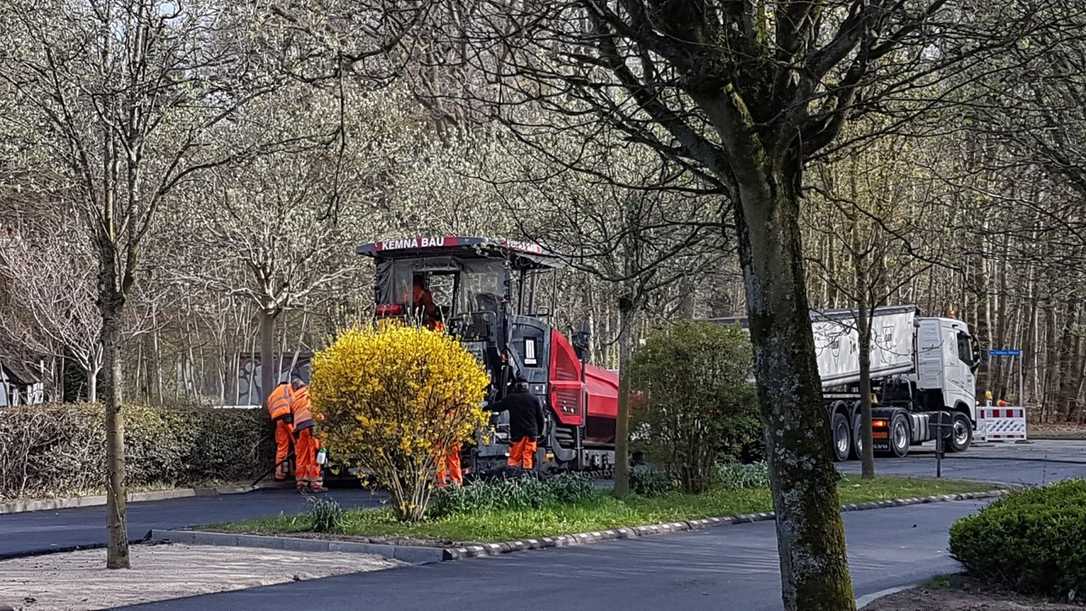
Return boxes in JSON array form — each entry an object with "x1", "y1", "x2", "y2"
[{"x1": 935, "y1": 411, "x2": 944, "y2": 478}]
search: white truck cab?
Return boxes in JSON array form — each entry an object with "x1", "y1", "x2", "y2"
[{"x1": 915, "y1": 317, "x2": 978, "y2": 421}]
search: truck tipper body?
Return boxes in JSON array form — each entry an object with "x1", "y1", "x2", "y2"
[{"x1": 712, "y1": 305, "x2": 980, "y2": 458}]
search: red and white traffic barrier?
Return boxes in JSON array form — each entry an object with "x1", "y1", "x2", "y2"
[{"x1": 977, "y1": 406, "x2": 1027, "y2": 442}]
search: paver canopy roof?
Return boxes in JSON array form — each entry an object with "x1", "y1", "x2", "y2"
[{"x1": 356, "y1": 235, "x2": 560, "y2": 270}]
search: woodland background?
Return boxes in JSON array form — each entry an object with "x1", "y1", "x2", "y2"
[{"x1": 0, "y1": 0, "x2": 1083, "y2": 423}]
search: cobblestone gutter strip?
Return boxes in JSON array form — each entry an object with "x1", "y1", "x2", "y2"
[
  {"x1": 0, "y1": 483, "x2": 286, "y2": 515},
  {"x1": 167, "y1": 489, "x2": 1008, "y2": 564},
  {"x1": 147, "y1": 529, "x2": 443, "y2": 565},
  {"x1": 442, "y1": 489, "x2": 1010, "y2": 560}
]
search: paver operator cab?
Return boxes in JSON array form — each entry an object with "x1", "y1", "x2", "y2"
[{"x1": 357, "y1": 236, "x2": 620, "y2": 474}]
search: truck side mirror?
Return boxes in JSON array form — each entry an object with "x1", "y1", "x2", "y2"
[{"x1": 572, "y1": 329, "x2": 591, "y2": 362}]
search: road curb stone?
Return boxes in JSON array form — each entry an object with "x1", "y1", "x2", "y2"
[
  {"x1": 144, "y1": 489, "x2": 1008, "y2": 564},
  {"x1": 147, "y1": 529, "x2": 443, "y2": 565},
  {"x1": 442, "y1": 488, "x2": 1009, "y2": 560}
]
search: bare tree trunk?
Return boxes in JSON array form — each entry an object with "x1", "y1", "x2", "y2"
[
  {"x1": 612, "y1": 297, "x2": 636, "y2": 499},
  {"x1": 152, "y1": 308, "x2": 163, "y2": 405},
  {"x1": 100, "y1": 284, "x2": 129, "y2": 569},
  {"x1": 1025, "y1": 268, "x2": 1039, "y2": 404},
  {"x1": 1057, "y1": 300, "x2": 1079, "y2": 421},
  {"x1": 87, "y1": 364, "x2": 98, "y2": 403},
  {"x1": 1043, "y1": 303, "x2": 1059, "y2": 422},
  {"x1": 732, "y1": 168, "x2": 853, "y2": 609},
  {"x1": 260, "y1": 307, "x2": 278, "y2": 408},
  {"x1": 57, "y1": 356, "x2": 66, "y2": 403},
  {"x1": 857, "y1": 303, "x2": 876, "y2": 479},
  {"x1": 677, "y1": 274, "x2": 696, "y2": 319}
]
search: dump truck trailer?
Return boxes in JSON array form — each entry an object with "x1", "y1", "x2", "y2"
[{"x1": 711, "y1": 305, "x2": 980, "y2": 459}]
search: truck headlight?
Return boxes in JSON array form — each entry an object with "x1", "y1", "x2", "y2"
[{"x1": 531, "y1": 383, "x2": 546, "y2": 395}]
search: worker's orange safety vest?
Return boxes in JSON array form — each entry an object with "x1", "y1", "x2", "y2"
[
  {"x1": 290, "y1": 387, "x2": 315, "y2": 434},
  {"x1": 266, "y1": 383, "x2": 293, "y2": 421}
]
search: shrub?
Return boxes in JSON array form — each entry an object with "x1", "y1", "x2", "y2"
[
  {"x1": 428, "y1": 472, "x2": 594, "y2": 518},
  {"x1": 949, "y1": 480, "x2": 1086, "y2": 599},
  {"x1": 714, "y1": 462, "x2": 770, "y2": 490},
  {"x1": 311, "y1": 323, "x2": 489, "y2": 522},
  {"x1": 307, "y1": 497, "x2": 346, "y2": 533},
  {"x1": 0, "y1": 403, "x2": 273, "y2": 500},
  {"x1": 630, "y1": 320, "x2": 761, "y2": 493},
  {"x1": 717, "y1": 414, "x2": 766, "y2": 464},
  {"x1": 630, "y1": 467, "x2": 676, "y2": 497}
]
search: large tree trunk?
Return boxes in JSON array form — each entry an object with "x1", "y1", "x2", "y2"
[
  {"x1": 732, "y1": 164, "x2": 854, "y2": 610},
  {"x1": 100, "y1": 281, "x2": 129, "y2": 569}
]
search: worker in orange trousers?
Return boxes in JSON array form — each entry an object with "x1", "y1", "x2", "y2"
[
  {"x1": 436, "y1": 443, "x2": 463, "y2": 487},
  {"x1": 496, "y1": 375, "x2": 545, "y2": 470},
  {"x1": 289, "y1": 378, "x2": 326, "y2": 493},
  {"x1": 266, "y1": 379, "x2": 295, "y2": 481}
]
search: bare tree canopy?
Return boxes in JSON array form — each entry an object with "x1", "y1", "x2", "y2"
[{"x1": 405, "y1": 1, "x2": 1042, "y2": 608}]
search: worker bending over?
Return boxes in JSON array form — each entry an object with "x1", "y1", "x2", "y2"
[
  {"x1": 436, "y1": 443, "x2": 463, "y2": 488},
  {"x1": 266, "y1": 377, "x2": 295, "y2": 481},
  {"x1": 289, "y1": 377, "x2": 327, "y2": 493},
  {"x1": 497, "y1": 375, "x2": 545, "y2": 470}
]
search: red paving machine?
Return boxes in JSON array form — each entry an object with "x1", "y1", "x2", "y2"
[{"x1": 357, "y1": 235, "x2": 620, "y2": 474}]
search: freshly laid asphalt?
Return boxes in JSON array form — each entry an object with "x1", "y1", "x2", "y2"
[
  {"x1": 125, "y1": 499, "x2": 989, "y2": 611},
  {"x1": 8, "y1": 440, "x2": 1086, "y2": 610},
  {"x1": 0, "y1": 488, "x2": 382, "y2": 559},
  {"x1": 836, "y1": 439, "x2": 1086, "y2": 485}
]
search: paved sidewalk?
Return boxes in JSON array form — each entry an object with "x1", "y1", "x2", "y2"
[
  {"x1": 0, "y1": 543, "x2": 397, "y2": 610},
  {"x1": 0, "y1": 488, "x2": 382, "y2": 559}
]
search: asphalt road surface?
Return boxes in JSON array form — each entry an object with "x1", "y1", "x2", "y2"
[
  {"x1": 836, "y1": 439, "x2": 1086, "y2": 485},
  {"x1": 126, "y1": 500, "x2": 989, "y2": 611},
  {"x1": 13, "y1": 440, "x2": 1086, "y2": 609},
  {"x1": 0, "y1": 488, "x2": 382, "y2": 559}
]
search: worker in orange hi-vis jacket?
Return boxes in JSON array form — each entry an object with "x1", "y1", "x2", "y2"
[
  {"x1": 289, "y1": 378, "x2": 326, "y2": 493},
  {"x1": 496, "y1": 375, "x2": 545, "y2": 470},
  {"x1": 436, "y1": 443, "x2": 463, "y2": 488},
  {"x1": 265, "y1": 378, "x2": 295, "y2": 481}
]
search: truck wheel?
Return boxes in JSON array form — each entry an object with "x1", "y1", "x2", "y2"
[
  {"x1": 831, "y1": 411, "x2": 851, "y2": 462},
  {"x1": 947, "y1": 412, "x2": 973, "y2": 453},
  {"x1": 850, "y1": 413, "x2": 864, "y2": 460},
  {"x1": 889, "y1": 413, "x2": 910, "y2": 458}
]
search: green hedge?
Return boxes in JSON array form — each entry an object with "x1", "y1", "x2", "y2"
[
  {"x1": 949, "y1": 480, "x2": 1086, "y2": 598},
  {"x1": 0, "y1": 403, "x2": 274, "y2": 500}
]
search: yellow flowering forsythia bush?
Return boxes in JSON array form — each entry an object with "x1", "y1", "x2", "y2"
[{"x1": 310, "y1": 323, "x2": 489, "y2": 521}]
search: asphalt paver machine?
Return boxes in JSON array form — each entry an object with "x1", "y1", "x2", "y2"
[{"x1": 357, "y1": 235, "x2": 620, "y2": 473}]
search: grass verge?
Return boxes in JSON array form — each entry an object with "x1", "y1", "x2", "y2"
[{"x1": 209, "y1": 476, "x2": 996, "y2": 544}]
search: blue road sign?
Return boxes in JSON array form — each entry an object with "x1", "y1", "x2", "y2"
[{"x1": 989, "y1": 349, "x2": 1022, "y2": 357}]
